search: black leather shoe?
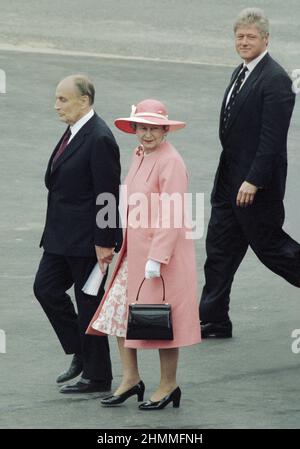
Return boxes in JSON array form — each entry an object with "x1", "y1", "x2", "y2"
[
  {"x1": 59, "y1": 379, "x2": 111, "y2": 394},
  {"x1": 56, "y1": 354, "x2": 83, "y2": 383},
  {"x1": 101, "y1": 381, "x2": 145, "y2": 406},
  {"x1": 139, "y1": 387, "x2": 181, "y2": 410},
  {"x1": 201, "y1": 320, "x2": 232, "y2": 338}
]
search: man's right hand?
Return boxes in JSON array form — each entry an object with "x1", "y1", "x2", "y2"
[
  {"x1": 236, "y1": 181, "x2": 258, "y2": 207},
  {"x1": 95, "y1": 246, "x2": 114, "y2": 273}
]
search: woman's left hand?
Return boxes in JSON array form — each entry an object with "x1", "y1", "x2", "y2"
[{"x1": 145, "y1": 259, "x2": 161, "y2": 279}]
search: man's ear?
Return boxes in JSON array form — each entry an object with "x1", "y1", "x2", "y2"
[
  {"x1": 265, "y1": 32, "x2": 269, "y2": 47},
  {"x1": 80, "y1": 95, "x2": 90, "y2": 108}
]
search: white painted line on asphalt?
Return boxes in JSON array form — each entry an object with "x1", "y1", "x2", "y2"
[
  {"x1": 0, "y1": 43, "x2": 236, "y2": 68},
  {"x1": 0, "y1": 274, "x2": 35, "y2": 279}
]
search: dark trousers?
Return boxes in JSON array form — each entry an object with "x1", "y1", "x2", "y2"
[
  {"x1": 33, "y1": 252, "x2": 112, "y2": 382},
  {"x1": 200, "y1": 166, "x2": 300, "y2": 323}
]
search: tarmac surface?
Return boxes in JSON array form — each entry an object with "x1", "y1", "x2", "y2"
[{"x1": 0, "y1": 0, "x2": 300, "y2": 430}]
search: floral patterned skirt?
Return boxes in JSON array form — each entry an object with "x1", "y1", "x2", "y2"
[{"x1": 91, "y1": 255, "x2": 128, "y2": 337}]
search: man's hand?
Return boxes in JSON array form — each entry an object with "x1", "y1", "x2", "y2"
[
  {"x1": 95, "y1": 246, "x2": 114, "y2": 273},
  {"x1": 236, "y1": 181, "x2": 258, "y2": 207}
]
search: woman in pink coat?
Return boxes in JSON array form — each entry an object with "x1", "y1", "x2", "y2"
[{"x1": 86, "y1": 99, "x2": 201, "y2": 410}]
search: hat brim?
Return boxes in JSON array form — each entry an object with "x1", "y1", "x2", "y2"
[{"x1": 114, "y1": 116, "x2": 186, "y2": 134}]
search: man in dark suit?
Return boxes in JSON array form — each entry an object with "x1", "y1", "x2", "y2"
[
  {"x1": 34, "y1": 74, "x2": 121, "y2": 392},
  {"x1": 200, "y1": 8, "x2": 300, "y2": 338}
]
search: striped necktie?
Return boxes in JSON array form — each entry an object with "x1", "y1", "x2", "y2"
[
  {"x1": 222, "y1": 66, "x2": 249, "y2": 132},
  {"x1": 52, "y1": 129, "x2": 71, "y2": 168}
]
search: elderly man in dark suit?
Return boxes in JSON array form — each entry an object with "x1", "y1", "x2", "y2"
[
  {"x1": 34, "y1": 75, "x2": 121, "y2": 392},
  {"x1": 200, "y1": 8, "x2": 300, "y2": 338}
]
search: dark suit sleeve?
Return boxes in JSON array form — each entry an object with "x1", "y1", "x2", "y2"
[
  {"x1": 90, "y1": 135, "x2": 121, "y2": 248},
  {"x1": 245, "y1": 73, "x2": 295, "y2": 188}
]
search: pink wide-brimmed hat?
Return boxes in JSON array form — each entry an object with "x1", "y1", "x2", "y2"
[{"x1": 114, "y1": 99, "x2": 186, "y2": 134}]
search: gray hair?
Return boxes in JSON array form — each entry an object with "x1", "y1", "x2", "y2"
[
  {"x1": 234, "y1": 8, "x2": 269, "y2": 37},
  {"x1": 72, "y1": 75, "x2": 95, "y2": 105}
]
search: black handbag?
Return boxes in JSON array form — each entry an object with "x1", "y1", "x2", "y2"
[{"x1": 126, "y1": 276, "x2": 173, "y2": 340}]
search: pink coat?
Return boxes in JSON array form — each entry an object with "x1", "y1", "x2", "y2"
[{"x1": 86, "y1": 141, "x2": 201, "y2": 349}]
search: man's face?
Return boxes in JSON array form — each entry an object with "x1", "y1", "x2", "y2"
[
  {"x1": 55, "y1": 79, "x2": 86, "y2": 125},
  {"x1": 235, "y1": 24, "x2": 268, "y2": 63}
]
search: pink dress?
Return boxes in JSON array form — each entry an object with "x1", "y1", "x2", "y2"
[{"x1": 91, "y1": 255, "x2": 128, "y2": 337}]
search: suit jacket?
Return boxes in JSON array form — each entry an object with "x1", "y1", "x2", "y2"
[
  {"x1": 213, "y1": 53, "x2": 295, "y2": 201},
  {"x1": 40, "y1": 113, "x2": 122, "y2": 257}
]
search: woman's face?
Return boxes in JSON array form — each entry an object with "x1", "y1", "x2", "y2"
[{"x1": 135, "y1": 124, "x2": 166, "y2": 152}]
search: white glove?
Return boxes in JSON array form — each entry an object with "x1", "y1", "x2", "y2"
[{"x1": 145, "y1": 259, "x2": 161, "y2": 279}]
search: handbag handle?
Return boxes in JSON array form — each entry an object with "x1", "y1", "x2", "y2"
[{"x1": 135, "y1": 275, "x2": 166, "y2": 303}]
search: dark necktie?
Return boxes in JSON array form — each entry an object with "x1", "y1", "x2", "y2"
[
  {"x1": 52, "y1": 129, "x2": 71, "y2": 167},
  {"x1": 222, "y1": 66, "x2": 249, "y2": 132}
]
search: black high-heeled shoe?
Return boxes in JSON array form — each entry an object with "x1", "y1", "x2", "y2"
[
  {"x1": 138, "y1": 386, "x2": 181, "y2": 410},
  {"x1": 101, "y1": 380, "x2": 145, "y2": 406}
]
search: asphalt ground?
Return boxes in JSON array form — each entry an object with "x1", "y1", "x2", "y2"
[{"x1": 0, "y1": 0, "x2": 300, "y2": 430}]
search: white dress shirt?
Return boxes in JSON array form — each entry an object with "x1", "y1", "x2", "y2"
[
  {"x1": 68, "y1": 109, "x2": 95, "y2": 143},
  {"x1": 226, "y1": 50, "x2": 268, "y2": 106}
]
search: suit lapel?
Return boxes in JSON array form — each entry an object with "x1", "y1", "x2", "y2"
[
  {"x1": 51, "y1": 132, "x2": 85, "y2": 175},
  {"x1": 219, "y1": 64, "x2": 243, "y2": 141},
  {"x1": 222, "y1": 54, "x2": 270, "y2": 138},
  {"x1": 45, "y1": 129, "x2": 69, "y2": 187},
  {"x1": 50, "y1": 114, "x2": 97, "y2": 176}
]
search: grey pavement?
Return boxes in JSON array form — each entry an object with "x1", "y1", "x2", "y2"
[{"x1": 0, "y1": 0, "x2": 300, "y2": 429}]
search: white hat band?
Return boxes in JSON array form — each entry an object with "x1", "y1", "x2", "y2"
[{"x1": 131, "y1": 112, "x2": 169, "y2": 119}]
